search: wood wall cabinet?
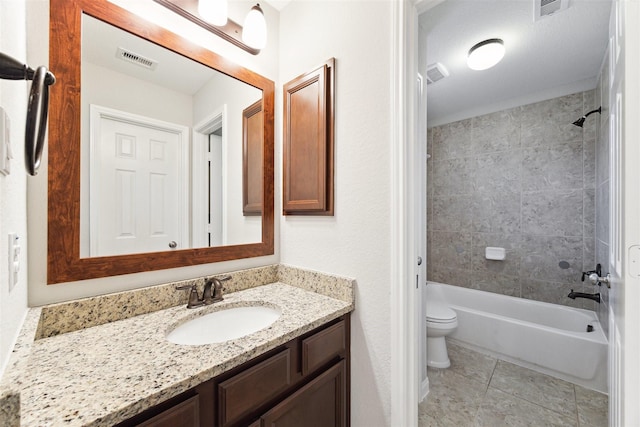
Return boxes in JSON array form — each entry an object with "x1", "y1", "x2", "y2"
[
  {"x1": 243, "y1": 100, "x2": 264, "y2": 216},
  {"x1": 283, "y1": 59, "x2": 335, "y2": 215},
  {"x1": 118, "y1": 315, "x2": 350, "y2": 427}
]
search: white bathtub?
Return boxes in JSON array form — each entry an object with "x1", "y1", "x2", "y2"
[{"x1": 428, "y1": 282, "x2": 608, "y2": 393}]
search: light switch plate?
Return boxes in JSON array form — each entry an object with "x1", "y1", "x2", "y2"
[
  {"x1": 8, "y1": 233, "x2": 20, "y2": 292},
  {"x1": 0, "y1": 107, "x2": 11, "y2": 175}
]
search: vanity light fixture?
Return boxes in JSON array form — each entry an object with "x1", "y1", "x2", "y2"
[
  {"x1": 467, "y1": 38, "x2": 505, "y2": 71},
  {"x1": 198, "y1": 0, "x2": 228, "y2": 27},
  {"x1": 152, "y1": 0, "x2": 266, "y2": 55},
  {"x1": 242, "y1": 4, "x2": 267, "y2": 50}
]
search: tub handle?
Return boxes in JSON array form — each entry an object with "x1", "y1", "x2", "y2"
[{"x1": 588, "y1": 273, "x2": 611, "y2": 289}]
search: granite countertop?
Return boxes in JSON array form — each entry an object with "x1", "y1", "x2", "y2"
[{"x1": 3, "y1": 282, "x2": 353, "y2": 426}]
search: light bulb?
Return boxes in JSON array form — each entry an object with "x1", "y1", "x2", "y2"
[
  {"x1": 242, "y1": 4, "x2": 267, "y2": 50},
  {"x1": 198, "y1": 0, "x2": 228, "y2": 27}
]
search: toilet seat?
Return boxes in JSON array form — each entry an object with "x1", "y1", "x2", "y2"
[{"x1": 426, "y1": 303, "x2": 457, "y2": 323}]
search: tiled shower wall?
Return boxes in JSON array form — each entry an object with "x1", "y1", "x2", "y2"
[{"x1": 426, "y1": 91, "x2": 599, "y2": 310}]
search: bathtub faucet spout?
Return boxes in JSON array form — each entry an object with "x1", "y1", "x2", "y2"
[{"x1": 568, "y1": 289, "x2": 601, "y2": 303}]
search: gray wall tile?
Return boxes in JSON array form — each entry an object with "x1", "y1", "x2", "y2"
[
  {"x1": 521, "y1": 278, "x2": 583, "y2": 309},
  {"x1": 475, "y1": 151, "x2": 522, "y2": 193},
  {"x1": 520, "y1": 93, "x2": 584, "y2": 147},
  {"x1": 521, "y1": 190, "x2": 583, "y2": 237},
  {"x1": 470, "y1": 272, "x2": 521, "y2": 297},
  {"x1": 520, "y1": 234, "x2": 583, "y2": 283},
  {"x1": 432, "y1": 195, "x2": 474, "y2": 232},
  {"x1": 430, "y1": 231, "x2": 473, "y2": 270},
  {"x1": 433, "y1": 157, "x2": 475, "y2": 196},
  {"x1": 432, "y1": 119, "x2": 473, "y2": 160},
  {"x1": 521, "y1": 140, "x2": 583, "y2": 192},
  {"x1": 471, "y1": 109, "x2": 521, "y2": 154},
  {"x1": 473, "y1": 191, "x2": 521, "y2": 234},
  {"x1": 584, "y1": 138, "x2": 596, "y2": 189},
  {"x1": 427, "y1": 91, "x2": 600, "y2": 312}
]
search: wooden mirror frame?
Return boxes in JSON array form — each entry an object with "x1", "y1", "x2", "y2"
[{"x1": 47, "y1": 0, "x2": 274, "y2": 284}]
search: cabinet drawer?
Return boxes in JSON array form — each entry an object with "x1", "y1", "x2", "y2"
[
  {"x1": 136, "y1": 395, "x2": 199, "y2": 427},
  {"x1": 259, "y1": 360, "x2": 346, "y2": 427},
  {"x1": 218, "y1": 348, "x2": 292, "y2": 426},
  {"x1": 302, "y1": 320, "x2": 346, "y2": 375}
]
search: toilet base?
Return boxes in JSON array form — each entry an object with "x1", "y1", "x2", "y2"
[{"x1": 426, "y1": 336, "x2": 450, "y2": 368}]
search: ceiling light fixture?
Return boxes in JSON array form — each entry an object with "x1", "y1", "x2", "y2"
[
  {"x1": 198, "y1": 0, "x2": 228, "y2": 27},
  {"x1": 242, "y1": 4, "x2": 267, "y2": 50},
  {"x1": 467, "y1": 38, "x2": 505, "y2": 71}
]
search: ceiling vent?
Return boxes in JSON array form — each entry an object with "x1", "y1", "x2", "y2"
[
  {"x1": 534, "y1": 0, "x2": 568, "y2": 21},
  {"x1": 116, "y1": 47, "x2": 158, "y2": 70},
  {"x1": 426, "y1": 63, "x2": 449, "y2": 85}
]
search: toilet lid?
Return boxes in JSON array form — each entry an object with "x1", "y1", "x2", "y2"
[{"x1": 426, "y1": 304, "x2": 457, "y2": 322}]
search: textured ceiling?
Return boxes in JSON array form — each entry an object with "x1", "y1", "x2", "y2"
[{"x1": 420, "y1": 0, "x2": 612, "y2": 127}]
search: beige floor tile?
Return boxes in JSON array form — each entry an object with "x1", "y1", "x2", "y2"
[
  {"x1": 475, "y1": 387, "x2": 578, "y2": 427},
  {"x1": 489, "y1": 360, "x2": 577, "y2": 418},
  {"x1": 446, "y1": 341, "x2": 498, "y2": 386},
  {"x1": 420, "y1": 369, "x2": 487, "y2": 427},
  {"x1": 575, "y1": 386, "x2": 608, "y2": 427}
]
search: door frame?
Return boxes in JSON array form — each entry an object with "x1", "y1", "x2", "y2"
[
  {"x1": 390, "y1": 0, "x2": 421, "y2": 425},
  {"x1": 89, "y1": 104, "x2": 190, "y2": 256},
  {"x1": 192, "y1": 106, "x2": 228, "y2": 247}
]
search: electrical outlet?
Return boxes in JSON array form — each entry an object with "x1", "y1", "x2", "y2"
[
  {"x1": 0, "y1": 107, "x2": 11, "y2": 175},
  {"x1": 8, "y1": 233, "x2": 20, "y2": 292}
]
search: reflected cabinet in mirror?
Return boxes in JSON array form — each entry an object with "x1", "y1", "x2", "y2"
[{"x1": 48, "y1": 0, "x2": 274, "y2": 284}]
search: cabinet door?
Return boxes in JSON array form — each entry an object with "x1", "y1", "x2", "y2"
[
  {"x1": 259, "y1": 360, "x2": 345, "y2": 427},
  {"x1": 283, "y1": 58, "x2": 334, "y2": 216},
  {"x1": 136, "y1": 395, "x2": 199, "y2": 427}
]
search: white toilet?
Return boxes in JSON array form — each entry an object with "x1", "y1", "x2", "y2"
[{"x1": 426, "y1": 284, "x2": 458, "y2": 368}]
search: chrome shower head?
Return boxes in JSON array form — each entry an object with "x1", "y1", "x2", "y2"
[{"x1": 572, "y1": 107, "x2": 602, "y2": 127}]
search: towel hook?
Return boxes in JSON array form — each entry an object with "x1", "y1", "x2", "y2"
[{"x1": 0, "y1": 52, "x2": 56, "y2": 176}]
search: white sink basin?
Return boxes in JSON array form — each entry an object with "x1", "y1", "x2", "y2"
[{"x1": 166, "y1": 305, "x2": 281, "y2": 345}]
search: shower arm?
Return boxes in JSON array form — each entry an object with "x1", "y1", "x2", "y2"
[{"x1": 582, "y1": 107, "x2": 602, "y2": 119}]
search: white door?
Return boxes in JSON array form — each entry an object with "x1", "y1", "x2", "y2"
[{"x1": 90, "y1": 105, "x2": 189, "y2": 257}]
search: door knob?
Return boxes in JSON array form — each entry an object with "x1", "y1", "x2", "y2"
[
  {"x1": 417, "y1": 256, "x2": 423, "y2": 266},
  {"x1": 168, "y1": 241, "x2": 177, "y2": 249}
]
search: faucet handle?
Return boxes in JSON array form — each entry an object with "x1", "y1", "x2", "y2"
[{"x1": 176, "y1": 284, "x2": 203, "y2": 309}]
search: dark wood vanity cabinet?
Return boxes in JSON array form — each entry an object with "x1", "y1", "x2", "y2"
[{"x1": 119, "y1": 315, "x2": 349, "y2": 427}]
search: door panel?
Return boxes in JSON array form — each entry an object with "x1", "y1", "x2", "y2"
[{"x1": 91, "y1": 113, "x2": 184, "y2": 256}]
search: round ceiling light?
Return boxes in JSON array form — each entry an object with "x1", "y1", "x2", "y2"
[{"x1": 467, "y1": 38, "x2": 505, "y2": 71}]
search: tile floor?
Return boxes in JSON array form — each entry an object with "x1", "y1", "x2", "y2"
[{"x1": 419, "y1": 341, "x2": 608, "y2": 427}]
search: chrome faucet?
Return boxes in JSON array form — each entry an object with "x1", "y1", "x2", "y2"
[{"x1": 176, "y1": 276, "x2": 232, "y2": 309}]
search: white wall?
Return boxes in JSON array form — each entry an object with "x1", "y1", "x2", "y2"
[
  {"x1": 27, "y1": 0, "x2": 280, "y2": 305},
  {"x1": 0, "y1": 0, "x2": 30, "y2": 375},
  {"x1": 193, "y1": 73, "x2": 262, "y2": 245},
  {"x1": 279, "y1": 2, "x2": 394, "y2": 425}
]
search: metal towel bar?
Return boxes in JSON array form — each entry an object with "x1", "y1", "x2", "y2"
[{"x1": 0, "y1": 52, "x2": 56, "y2": 176}]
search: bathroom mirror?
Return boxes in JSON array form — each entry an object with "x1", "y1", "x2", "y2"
[{"x1": 48, "y1": 0, "x2": 274, "y2": 283}]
